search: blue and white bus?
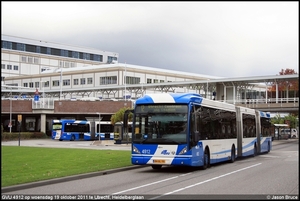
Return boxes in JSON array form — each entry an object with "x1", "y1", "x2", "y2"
[
  {"x1": 124, "y1": 93, "x2": 272, "y2": 170},
  {"x1": 52, "y1": 119, "x2": 93, "y2": 141},
  {"x1": 95, "y1": 121, "x2": 114, "y2": 140}
]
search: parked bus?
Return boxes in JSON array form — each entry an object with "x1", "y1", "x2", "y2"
[
  {"x1": 124, "y1": 93, "x2": 272, "y2": 170},
  {"x1": 95, "y1": 121, "x2": 114, "y2": 140},
  {"x1": 52, "y1": 119, "x2": 93, "y2": 141}
]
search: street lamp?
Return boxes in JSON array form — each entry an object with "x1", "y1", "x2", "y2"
[
  {"x1": 9, "y1": 88, "x2": 12, "y2": 133},
  {"x1": 124, "y1": 62, "x2": 127, "y2": 102},
  {"x1": 96, "y1": 112, "x2": 102, "y2": 141},
  {"x1": 206, "y1": 79, "x2": 210, "y2": 98},
  {"x1": 60, "y1": 67, "x2": 62, "y2": 100},
  {"x1": 140, "y1": 82, "x2": 145, "y2": 97},
  {"x1": 5, "y1": 85, "x2": 30, "y2": 133}
]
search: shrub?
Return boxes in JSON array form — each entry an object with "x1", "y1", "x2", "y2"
[{"x1": 1, "y1": 132, "x2": 48, "y2": 141}]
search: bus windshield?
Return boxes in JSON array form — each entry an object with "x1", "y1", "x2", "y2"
[
  {"x1": 132, "y1": 104, "x2": 188, "y2": 144},
  {"x1": 52, "y1": 123, "x2": 62, "y2": 130}
]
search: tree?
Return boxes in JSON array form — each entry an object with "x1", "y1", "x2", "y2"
[
  {"x1": 268, "y1": 68, "x2": 298, "y2": 98},
  {"x1": 110, "y1": 107, "x2": 133, "y2": 125},
  {"x1": 271, "y1": 113, "x2": 298, "y2": 129}
]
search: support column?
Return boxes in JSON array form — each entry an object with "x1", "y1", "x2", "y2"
[{"x1": 40, "y1": 114, "x2": 46, "y2": 133}]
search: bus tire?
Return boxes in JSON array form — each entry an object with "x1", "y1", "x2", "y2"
[
  {"x1": 201, "y1": 148, "x2": 210, "y2": 170},
  {"x1": 152, "y1": 165, "x2": 162, "y2": 170},
  {"x1": 71, "y1": 135, "x2": 75, "y2": 141},
  {"x1": 267, "y1": 142, "x2": 271, "y2": 153},
  {"x1": 253, "y1": 144, "x2": 257, "y2": 157},
  {"x1": 229, "y1": 145, "x2": 235, "y2": 163}
]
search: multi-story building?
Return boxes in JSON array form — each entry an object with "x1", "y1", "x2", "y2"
[{"x1": 1, "y1": 34, "x2": 119, "y2": 82}]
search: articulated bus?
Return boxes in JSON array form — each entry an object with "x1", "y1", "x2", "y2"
[
  {"x1": 52, "y1": 119, "x2": 93, "y2": 141},
  {"x1": 123, "y1": 93, "x2": 272, "y2": 170}
]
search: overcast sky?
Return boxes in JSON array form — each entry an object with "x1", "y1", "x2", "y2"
[{"x1": 2, "y1": 1, "x2": 299, "y2": 78}]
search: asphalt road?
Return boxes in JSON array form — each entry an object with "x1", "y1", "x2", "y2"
[{"x1": 1, "y1": 138, "x2": 298, "y2": 193}]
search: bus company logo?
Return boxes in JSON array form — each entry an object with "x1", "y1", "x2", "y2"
[{"x1": 161, "y1": 150, "x2": 170, "y2": 155}]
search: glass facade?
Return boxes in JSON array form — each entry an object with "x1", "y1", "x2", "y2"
[{"x1": 2, "y1": 40, "x2": 103, "y2": 62}]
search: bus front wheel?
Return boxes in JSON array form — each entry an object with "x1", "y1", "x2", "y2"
[{"x1": 201, "y1": 148, "x2": 210, "y2": 170}]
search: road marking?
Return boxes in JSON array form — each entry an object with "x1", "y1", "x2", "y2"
[{"x1": 112, "y1": 163, "x2": 261, "y2": 198}]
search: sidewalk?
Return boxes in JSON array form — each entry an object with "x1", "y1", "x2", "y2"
[
  {"x1": 1, "y1": 138, "x2": 131, "y2": 150},
  {"x1": 272, "y1": 138, "x2": 298, "y2": 145}
]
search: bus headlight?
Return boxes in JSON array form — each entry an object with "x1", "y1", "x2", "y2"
[
  {"x1": 178, "y1": 146, "x2": 187, "y2": 155},
  {"x1": 132, "y1": 145, "x2": 141, "y2": 154}
]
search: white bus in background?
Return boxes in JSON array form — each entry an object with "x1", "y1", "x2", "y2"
[
  {"x1": 281, "y1": 128, "x2": 298, "y2": 138},
  {"x1": 274, "y1": 124, "x2": 298, "y2": 139}
]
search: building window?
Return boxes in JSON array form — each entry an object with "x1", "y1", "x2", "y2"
[
  {"x1": 28, "y1": 57, "x2": 33, "y2": 63},
  {"x1": 83, "y1": 53, "x2": 90, "y2": 60},
  {"x1": 80, "y1": 78, "x2": 86, "y2": 85},
  {"x1": 2, "y1": 64, "x2": 5, "y2": 69},
  {"x1": 21, "y1": 56, "x2": 27, "y2": 62},
  {"x1": 2, "y1": 41, "x2": 12, "y2": 49},
  {"x1": 100, "y1": 76, "x2": 117, "y2": 85},
  {"x1": 64, "y1": 62, "x2": 70, "y2": 68},
  {"x1": 52, "y1": 80, "x2": 59, "y2": 87},
  {"x1": 44, "y1": 81, "x2": 49, "y2": 87},
  {"x1": 124, "y1": 76, "x2": 140, "y2": 85},
  {"x1": 51, "y1": 48, "x2": 60, "y2": 56},
  {"x1": 154, "y1": 79, "x2": 158, "y2": 83},
  {"x1": 94, "y1": 54, "x2": 102, "y2": 62},
  {"x1": 17, "y1": 43, "x2": 25, "y2": 51},
  {"x1": 34, "y1": 58, "x2": 39, "y2": 64},
  {"x1": 23, "y1": 83, "x2": 28, "y2": 87},
  {"x1": 107, "y1": 56, "x2": 117, "y2": 63},
  {"x1": 46, "y1": 47, "x2": 51, "y2": 55},
  {"x1": 25, "y1": 44, "x2": 36, "y2": 53},
  {"x1": 7, "y1": 65, "x2": 12, "y2": 70},
  {"x1": 72, "y1": 51, "x2": 79, "y2": 59},
  {"x1": 147, "y1": 78, "x2": 152, "y2": 84},
  {"x1": 40, "y1": 46, "x2": 47, "y2": 54},
  {"x1": 29, "y1": 82, "x2": 34, "y2": 88},
  {"x1": 87, "y1": 78, "x2": 93, "y2": 84},
  {"x1": 13, "y1": 65, "x2": 18, "y2": 70},
  {"x1": 73, "y1": 79, "x2": 79, "y2": 85},
  {"x1": 63, "y1": 79, "x2": 70, "y2": 86},
  {"x1": 35, "y1": 82, "x2": 40, "y2": 88},
  {"x1": 70, "y1": 62, "x2": 76, "y2": 67},
  {"x1": 61, "y1": 49, "x2": 68, "y2": 57}
]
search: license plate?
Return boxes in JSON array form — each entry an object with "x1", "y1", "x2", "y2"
[{"x1": 153, "y1": 159, "x2": 165, "y2": 164}]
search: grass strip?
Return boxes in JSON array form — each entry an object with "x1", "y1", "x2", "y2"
[{"x1": 1, "y1": 146, "x2": 131, "y2": 187}]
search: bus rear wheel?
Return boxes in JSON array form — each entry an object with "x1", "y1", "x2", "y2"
[
  {"x1": 229, "y1": 146, "x2": 235, "y2": 163},
  {"x1": 71, "y1": 135, "x2": 75, "y2": 141},
  {"x1": 253, "y1": 144, "x2": 257, "y2": 157}
]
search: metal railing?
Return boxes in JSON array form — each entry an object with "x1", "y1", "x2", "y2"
[{"x1": 32, "y1": 98, "x2": 55, "y2": 109}]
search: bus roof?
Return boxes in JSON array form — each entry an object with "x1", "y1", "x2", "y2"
[
  {"x1": 274, "y1": 124, "x2": 289, "y2": 127},
  {"x1": 135, "y1": 93, "x2": 202, "y2": 104}
]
